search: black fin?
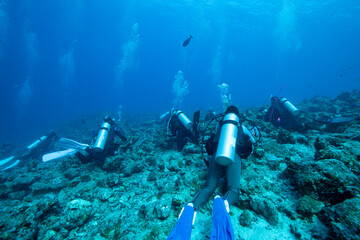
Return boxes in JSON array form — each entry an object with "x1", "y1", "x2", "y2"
[
  {"x1": 192, "y1": 110, "x2": 200, "y2": 144},
  {"x1": 177, "y1": 129, "x2": 187, "y2": 151},
  {"x1": 193, "y1": 110, "x2": 200, "y2": 125}
]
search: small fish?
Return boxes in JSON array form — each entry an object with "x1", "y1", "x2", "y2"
[
  {"x1": 182, "y1": 35, "x2": 192, "y2": 47},
  {"x1": 81, "y1": 119, "x2": 86, "y2": 124}
]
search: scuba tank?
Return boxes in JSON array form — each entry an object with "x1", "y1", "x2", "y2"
[
  {"x1": 93, "y1": 118, "x2": 112, "y2": 152},
  {"x1": 215, "y1": 113, "x2": 240, "y2": 166},
  {"x1": 27, "y1": 136, "x2": 47, "y2": 150},
  {"x1": 279, "y1": 98, "x2": 299, "y2": 116},
  {"x1": 160, "y1": 111, "x2": 170, "y2": 119},
  {"x1": 174, "y1": 110, "x2": 193, "y2": 130}
]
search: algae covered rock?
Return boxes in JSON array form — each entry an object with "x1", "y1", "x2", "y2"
[
  {"x1": 0, "y1": 183, "x2": 11, "y2": 199},
  {"x1": 8, "y1": 173, "x2": 40, "y2": 191},
  {"x1": 42, "y1": 230, "x2": 57, "y2": 240},
  {"x1": 319, "y1": 197, "x2": 360, "y2": 240},
  {"x1": 276, "y1": 129, "x2": 296, "y2": 144},
  {"x1": 30, "y1": 175, "x2": 69, "y2": 193},
  {"x1": 314, "y1": 137, "x2": 348, "y2": 161},
  {"x1": 95, "y1": 187, "x2": 113, "y2": 201},
  {"x1": 239, "y1": 210, "x2": 255, "y2": 227},
  {"x1": 296, "y1": 136, "x2": 310, "y2": 145},
  {"x1": 315, "y1": 147, "x2": 342, "y2": 161},
  {"x1": 121, "y1": 159, "x2": 143, "y2": 177},
  {"x1": 252, "y1": 147, "x2": 265, "y2": 158},
  {"x1": 139, "y1": 197, "x2": 172, "y2": 220},
  {"x1": 61, "y1": 199, "x2": 93, "y2": 230},
  {"x1": 327, "y1": 137, "x2": 345, "y2": 147},
  {"x1": 155, "y1": 203, "x2": 171, "y2": 220},
  {"x1": 147, "y1": 170, "x2": 158, "y2": 181},
  {"x1": 249, "y1": 195, "x2": 279, "y2": 226},
  {"x1": 105, "y1": 173, "x2": 123, "y2": 187},
  {"x1": 167, "y1": 158, "x2": 182, "y2": 172},
  {"x1": 296, "y1": 195, "x2": 324, "y2": 217},
  {"x1": 286, "y1": 159, "x2": 359, "y2": 205},
  {"x1": 314, "y1": 137, "x2": 327, "y2": 151},
  {"x1": 99, "y1": 211, "x2": 125, "y2": 238}
]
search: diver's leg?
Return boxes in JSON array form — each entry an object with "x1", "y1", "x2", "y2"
[
  {"x1": 176, "y1": 129, "x2": 187, "y2": 151},
  {"x1": 75, "y1": 152, "x2": 91, "y2": 164},
  {"x1": 192, "y1": 154, "x2": 223, "y2": 208},
  {"x1": 224, "y1": 154, "x2": 242, "y2": 205}
]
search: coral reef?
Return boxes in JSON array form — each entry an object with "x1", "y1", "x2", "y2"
[{"x1": 0, "y1": 90, "x2": 360, "y2": 239}]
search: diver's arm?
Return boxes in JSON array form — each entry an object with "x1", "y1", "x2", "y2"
[
  {"x1": 242, "y1": 125, "x2": 256, "y2": 144},
  {"x1": 114, "y1": 127, "x2": 128, "y2": 141}
]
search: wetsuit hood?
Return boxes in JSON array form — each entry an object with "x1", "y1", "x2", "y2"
[{"x1": 225, "y1": 106, "x2": 240, "y2": 118}]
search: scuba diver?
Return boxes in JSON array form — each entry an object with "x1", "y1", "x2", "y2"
[
  {"x1": 264, "y1": 96, "x2": 309, "y2": 132},
  {"x1": 264, "y1": 95, "x2": 355, "y2": 133},
  {"x1": 164, "y1": 109, "x2": 200, "y2": 151},
  {"x1": 0, "y1": 130, "x2": 58, "y2": 171},
  {"x1": 167, "y1": 106, "x2": 260, "y2": 240},
  {"x1": 75, "y1": 115, "x2": 128, "y2": 165}
]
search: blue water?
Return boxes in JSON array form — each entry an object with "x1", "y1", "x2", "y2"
[{"x1": 0, "y1": 0, "x2": 359, "y2": 143}]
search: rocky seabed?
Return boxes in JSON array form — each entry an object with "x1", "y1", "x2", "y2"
[{"x1": 0, "y1": 91, "x2": 360, "y2": 239}]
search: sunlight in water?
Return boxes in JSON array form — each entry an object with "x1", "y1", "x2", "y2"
[
  {"x1": 211, "y1": 45, "x2": 223, "y2": 86},
  {"x1": 60, "y1": 41, "x2": 76, "y2": 88},
  {"x1": 17, "y1": 77, "x2": 33, "y2": 116},
  {"x1": 0, "y1": 1, "x2": 9, "y2": 60},
  {"x1": 275, "y1": 0, "x2": 302, "y2": 53},
  {"x1": 25, "y1": 31, "x2": 39, "y2": 71},
  {"x1": 115, "y1": 22, "x2": 140, "y2": 89},
  {"x1": 172, "y1": 70, "x2": 189, "y2": 108}
]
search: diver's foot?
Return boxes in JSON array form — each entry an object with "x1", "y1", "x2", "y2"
[
  {"x1": 214, "y1": 195, "x2": 230, "y2": 213},
  {"x1": 75, "y1": 152, "x2": 90, "y2": 164},
  {"x1": 178, "y1": 203, "x2": 197, "y2": 225},
  {"x1": 211, "y1": 196, "x2": 235, "y2": 239},
  {"x1": 167, "y1": 203, "x2": 196, "y2": 240}
]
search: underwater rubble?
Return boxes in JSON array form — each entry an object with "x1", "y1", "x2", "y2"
[{"x1": 0, "y1": 90, "x2": 360, "y2": 240}]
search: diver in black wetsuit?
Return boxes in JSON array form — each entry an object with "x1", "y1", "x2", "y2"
[
  {"x1": 0, "y1": 130, "x2": 58, "y2": 171},
  {"x1": 264, "y1": 96, "x2": 356, "y2": 133},
  {"x1": 264, "y1": 96, "x2": 309, "y2": 132},
  {"x1": 166, "y1": 109, "x2": 200, "y2": 151},
  {"x1": 75, "y1": 116, "x2": 127, "y2": 165},
  {"x1": 21, "y1": 130, "x2": 58, "y2": 160},
  {"x1": 194, "y1": 106, "x2": 257, "y2": 207},
  {"x1": 167, "y1": 106, "x2": 260, "y2": 239}
]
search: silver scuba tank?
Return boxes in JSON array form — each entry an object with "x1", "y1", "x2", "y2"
[
  {"x1": 160, "y1": 111, "x2": 170, "y2": 119},
  {"x1": 27, "y1": 136, "x2": 47, "y2": 150},
  {"x1": 279, "y1": 98, "x2": 299, "y2": 115},
  {"x1": 175, "y1": 110, "x2": 193, "y2": 130},
  {"x1": 93, "y1": 121, "x2": 111, "y2": 152},
  {"x1": 215, "y1": 113, "x2": 240, "y2": 166}
]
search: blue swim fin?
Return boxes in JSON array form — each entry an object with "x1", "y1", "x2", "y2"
[
  {"x1": 167, "y1": 203, "x2": 196, "y2": 240},
  {"x1": 0, "y1": 156, "x2": 20, "y2": 171},
  {"x1": 210, "y1": 196, "x2": 235, "y2": 240}
]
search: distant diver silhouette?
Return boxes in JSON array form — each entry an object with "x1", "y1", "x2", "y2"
[{"x1": 182, "y1": 35, "x2": 192, "y2": 47}]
